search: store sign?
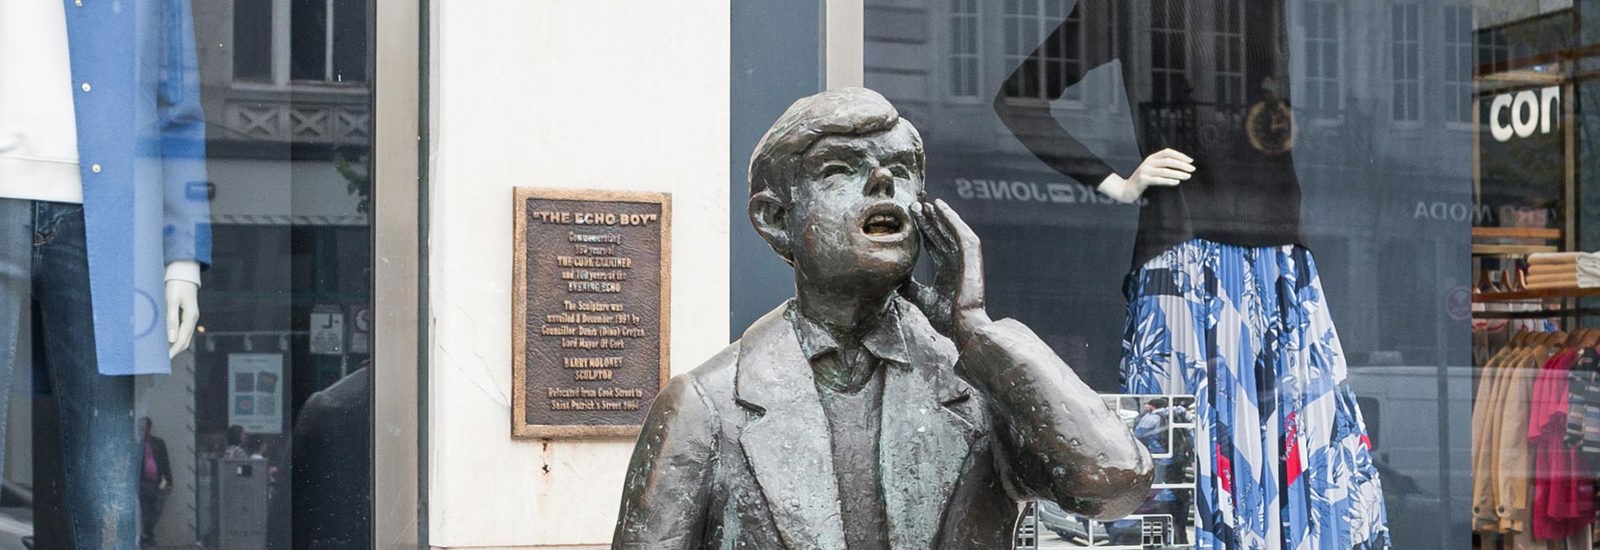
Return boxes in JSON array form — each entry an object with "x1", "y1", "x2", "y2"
[
  {"x1": 511, "y1": 188, "x2": 671, "y2": 439},
  {"x1": 227, "y1": 353, "x2": 284, "y2": 434},
  {"x1": 1488, "y1": 86, "x2": 1560, "y2": 142},
  {"x1": 1478, "y1": 84, "x2": 1565, "y2": 227}
]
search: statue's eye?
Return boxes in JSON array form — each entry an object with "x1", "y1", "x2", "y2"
[
  {"x1": 820, "y1": 162, "x2": 853, "y2": 179},
  {"x1": 888, "y1": 164, "x2": 911, "y2": 179}
]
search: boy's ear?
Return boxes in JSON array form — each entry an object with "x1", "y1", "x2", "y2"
[{"x1": 748, "y1": 191, "x2": 793, "y2": 264}]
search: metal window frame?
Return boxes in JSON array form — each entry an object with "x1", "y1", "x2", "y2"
[{"x1": 372, "y1": 0, "x2": 425, "y2": 547}]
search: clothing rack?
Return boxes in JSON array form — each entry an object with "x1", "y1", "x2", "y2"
[{"x1": 1474, "y1": 329, "x2": 1600, "y2": 550}]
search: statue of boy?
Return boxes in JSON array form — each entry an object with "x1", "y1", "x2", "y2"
[{"x1": 613, "y1": 88, "x2": 1152, "y2": 549}]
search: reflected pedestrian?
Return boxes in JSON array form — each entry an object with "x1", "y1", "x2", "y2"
[{"x1": 138, "y1": 417, "x2": 171, "y2": 547}]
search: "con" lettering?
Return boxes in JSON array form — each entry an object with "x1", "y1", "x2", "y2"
[{"x1": 1490, "y1": 86, "x2": 1560, "y2": 142}]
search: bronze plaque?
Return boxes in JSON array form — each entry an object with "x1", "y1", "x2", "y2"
[{"x1": 512, "y1": 188, "x2": 671, "y2": 439}]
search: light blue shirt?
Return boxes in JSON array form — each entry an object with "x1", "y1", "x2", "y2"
[{"x1": 65, "y1": 0, "x2": 210, "y2": 375}]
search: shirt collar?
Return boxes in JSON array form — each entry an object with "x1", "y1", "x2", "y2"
[{"x1": 784, "y1": 298, "x2": 912, "y2": 367}]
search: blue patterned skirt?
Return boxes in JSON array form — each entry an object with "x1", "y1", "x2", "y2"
[{"x1": 1119, "y1": 239, "x2": 1390, "y2": 550}]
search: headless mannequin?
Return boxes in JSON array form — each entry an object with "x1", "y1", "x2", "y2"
[{"x1": 0, "y1": 1, "x2": 202, "y2": 546}]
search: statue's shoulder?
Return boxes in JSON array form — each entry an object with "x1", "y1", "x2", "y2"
[
  {"x1": 677, "y1": 339, "x2": 740, "y2": 394},
  {"x1": 670, "y1": 302, "x2": 796, "y2": 407}
]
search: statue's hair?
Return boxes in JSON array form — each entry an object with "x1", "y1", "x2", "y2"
[{"x1": 748, "y1": 87, "x2": 923, "y2": 202}]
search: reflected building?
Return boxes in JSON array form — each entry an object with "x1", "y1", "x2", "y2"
[{"x1": 133, "y1": 2, "x2": 371, "y2": 546}]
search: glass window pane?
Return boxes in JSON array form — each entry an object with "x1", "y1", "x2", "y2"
[
  {"x1": 6, "y1": 0, "x2": 377, "y2": 547},
  {"x1": 862, "y1": 0, "x2": 1481, "y2": 547},
  {"x1": 290, "y1": 0, "x2": 328, "y2": 81},
  {"x1": 233, "y1": 0, "x2": 273, "y2": 81}
]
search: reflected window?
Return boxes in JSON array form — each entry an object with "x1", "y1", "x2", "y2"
[
  {"x1": 290, "y1": 0, "x2": 368, "y2": 84},
  {"x1": 1304, "y1": 0, "x2": 1342, "y2": 119},
  {"x1": 949, "y1": 0, "x2": 981, "y2": 98},
  {"x1": 1213, "y1": 0, "x2": 1245, "y2": 106},
  {"x1": 1151, "y1": 0, "x2": 1187, "y2": 103},
  {"x1": 1443, "y1": 5, "x2": 1474, "y2": 124},
  {"x1": 234, "y1": 0, "x2": 273, "y2": 82},
  {"x1": 1392, "y1": 3, "x2": 1422, "y2": 122},
  {"x1": 1002, "y1": 0, "x2": 1082, "y2": 101}
]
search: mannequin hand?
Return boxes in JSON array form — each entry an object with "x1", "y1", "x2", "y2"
[
  {"x1": 1097, "y1": 148, "x2": 1195, "y2": 203},
  {"x1": 910, "y1": 199, "x2": 991, "y2": 346},
  {"x1": 166, "y1": 280, "x2": 200, "y2": 358}
]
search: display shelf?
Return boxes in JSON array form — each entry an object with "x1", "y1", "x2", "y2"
[
  {"x1": 1471, "y1": 227, "x2": 1563, "y2": 239},
  {"x1": 1472, "y1": 244, "x2": 1562, "y2": 255},
  {"x1": 1474, "y1": 287, "x2": 1600, "y2": 302}
]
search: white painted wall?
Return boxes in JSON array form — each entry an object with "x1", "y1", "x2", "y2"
[{"x1": 428, "y1": 1, "x2": 730, "y2": 547}]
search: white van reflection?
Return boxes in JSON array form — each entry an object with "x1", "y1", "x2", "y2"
[{"x1": 0, "y1": 482, "x2": 32, "y2": 549}]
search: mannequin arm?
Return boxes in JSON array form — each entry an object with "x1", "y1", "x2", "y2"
[
  {"x1": 1096, "y1": 149, "x2": 1197, "y2": 204},
  {"x1": 166, "y1": 260, "x2": 201, "y2": 358}
]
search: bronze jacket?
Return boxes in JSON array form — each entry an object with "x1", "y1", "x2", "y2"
[{"x1": 613, "y1": 298, "x2": 1153, "y2": 549}]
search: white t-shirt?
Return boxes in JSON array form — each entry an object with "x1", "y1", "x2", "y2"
[{"x1": 0, "y1": 1, "x2": 83, "y2": 203}]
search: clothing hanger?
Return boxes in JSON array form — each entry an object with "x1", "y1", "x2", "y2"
[
  {"x1": 1543, "y1": 331, "x2": 1567, "y2": 348},
  {"x1": 1580, "y1": 328, "x2": 1600, "y2": 349},
  {"x1": 1563, "y1": 329, "x2": 1584, "y2": 350}
]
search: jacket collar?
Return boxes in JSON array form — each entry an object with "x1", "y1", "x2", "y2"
[
  {"x1": 735, "y1": 298, "x2": 978, "y2": 549},
  {"x1": 785, "y1": 299, "x2": 912, "y2": 367}
]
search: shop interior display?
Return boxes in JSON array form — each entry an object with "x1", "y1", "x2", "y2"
[
  {"x1": 1473, "y1": 329, "x2": 1600, "y2": 549},
  {"x1": 994, "y1": 1, "x2": 1389, "y2": 548}
]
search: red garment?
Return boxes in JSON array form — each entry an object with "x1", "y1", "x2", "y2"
[{"x1": 1528, "y1": 350, "x2": 1595, "y2": 540}]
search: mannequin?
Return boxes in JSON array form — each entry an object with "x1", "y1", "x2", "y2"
[
  {"x1": 995, "y1": 2, "x2": 1389, "y2": 549},
  {"x1": 0, "y1": 0, "x2": 207, "y2": 546}
]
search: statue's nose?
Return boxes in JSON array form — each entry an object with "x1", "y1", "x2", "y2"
[{"x1": 865, "y1": 167, "x2": 895, "y2": 198}]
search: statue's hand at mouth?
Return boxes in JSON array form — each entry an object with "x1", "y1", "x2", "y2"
[{"x1": 900, "y1": 199, "x2": 991, "y2": 347}]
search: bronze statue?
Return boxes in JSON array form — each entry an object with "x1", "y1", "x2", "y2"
[{"x1": 613, "y1": 88, "x2": 1153, "y2": 549}]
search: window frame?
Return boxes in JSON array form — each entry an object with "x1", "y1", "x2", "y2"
[
  {"x1": 1390, "y1": 2, "x2": 1424, "y2": 124},
  {"x1": 1211, "y1": 0, "x2": 1246, "y2": 107},
  {"x1": 946, "y1": 0, "x2": 983, "y2": 101},
  {"x1": 997, "y1": 0, "x2": 1089, "y2": 108},
  {"x1": 1442, "y1": 4, "x2": 1474, "y2": 129},
  {"x1": 1303, "y1": 0, "x2": 1344, "y2": 123},
  {"x1": 231, "y1": 0, "x2": 370, "y2": 90}
]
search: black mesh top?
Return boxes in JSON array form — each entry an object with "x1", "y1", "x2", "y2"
[{"x1": 996, "y1": 0, "x2": 1305, "y2": 271}]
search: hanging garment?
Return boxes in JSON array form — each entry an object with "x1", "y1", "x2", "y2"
[
  {"x1": 1474, "y1": 339, "x2": 1525, "y2": 531},
  {"x1": 1495, "y1": 343, "x2": 1548, "y2": 534},
  {"x1": 1120, "y1": 239, "x2": 1390, "y2": 550},
  {"x1": 1529, "y1": 350, "x2": 1593, "y2": 539},
  {"x1": 1564, "y1": 349, "x2": 1600, "y2": 466}
]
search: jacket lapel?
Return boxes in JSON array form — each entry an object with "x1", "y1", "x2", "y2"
[
  {"x1": 880, "y1": 300, "x2": 981, "y2": 549},
  {"x1": 736, "y1": 305, "x2": 848, "y2": 549}
]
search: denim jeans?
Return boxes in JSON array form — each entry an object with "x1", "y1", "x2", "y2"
[{"x1": 0, "y1": 199, "x2": 138, "y2": 548}]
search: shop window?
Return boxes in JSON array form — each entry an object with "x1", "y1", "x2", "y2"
[
  {"x1": 1392, "y1": 3, "x2": 1423, "y2": 122},
  {"x1": 948, "y1": 0, "x2": 981, "y2": 99},
  {"x1": 1304, "y1": 0, "x2": 1342, "y2": 119},
  {"x1": 1001, "y1": 0, "x2": 1083, "y2": 101},
  {"x1": 0, "y1": 1, "x2": 379, "y2": 547}
]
